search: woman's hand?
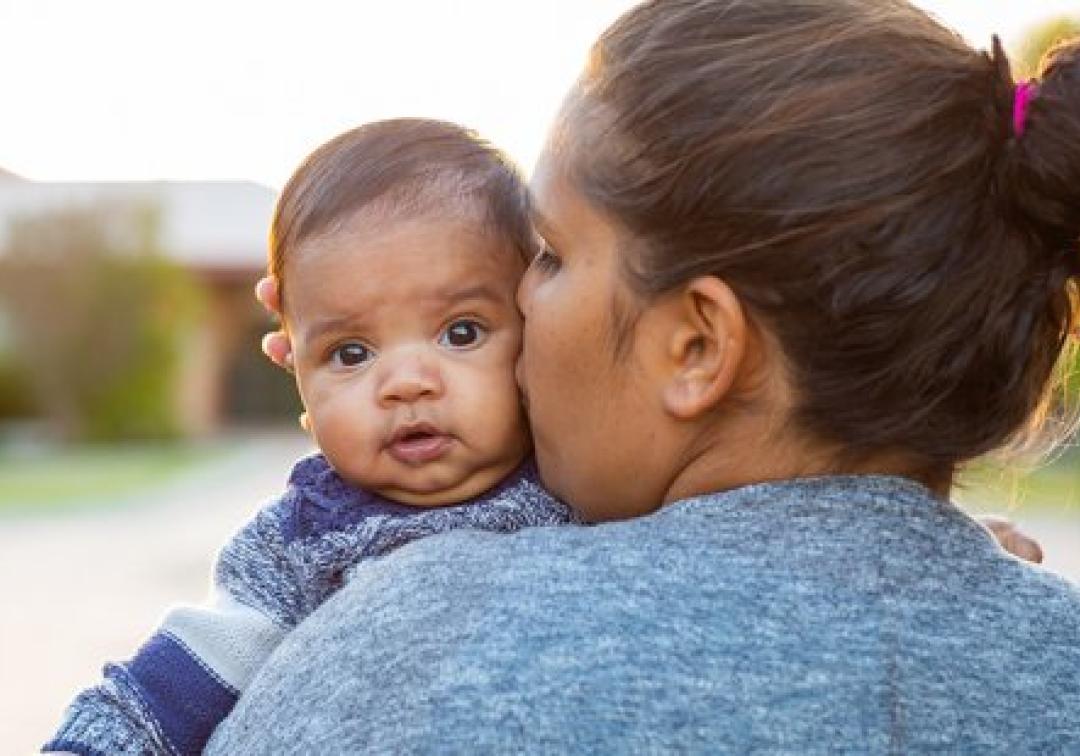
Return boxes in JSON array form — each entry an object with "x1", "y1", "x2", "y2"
[
  {"x1": 256, "y1": 276, "x2": 310, "y2": 431},
  {"x1": 978, "y1": 515, "x2": 1044, "y2": 564},
  {"x1": 256, "y1": 276, "x2": 294, "y2": 372}
]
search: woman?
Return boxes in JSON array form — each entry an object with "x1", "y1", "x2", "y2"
[{"x1": 209, "y1": 0, "x2": 1080, "y2": 751}]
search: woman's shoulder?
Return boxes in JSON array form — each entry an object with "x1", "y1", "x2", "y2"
[
  {"x1": 350, "y1": 472, "x2": 1080, "y2": 595},
  {"x1": 362, "y1": 475, "x2": 1080, "y2": 627}
]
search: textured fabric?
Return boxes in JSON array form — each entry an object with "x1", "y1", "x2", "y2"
[
  {"x1": 208, "y1": 475, "x2": 1080, "y2": 754},
  {"x1": 44, "y1": 454, "x2": 572, "y2": 756}
]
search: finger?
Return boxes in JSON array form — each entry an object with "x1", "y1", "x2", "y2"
[
  {"x1": 981, "y1": 516, "x2": 1045, "y2": 564},
  {"x1": 1006, "y1": 531, "x2": 1044, "y2": 564},
  {"x1": 255, "y1": 276, "x2": 283, "y2": 315},
  {"x1": 979, "y1": 515, "x2": 1013, "y2": 540},
  {"x1": 261, "y1": 332, "x2": 294, "y2": 372}
]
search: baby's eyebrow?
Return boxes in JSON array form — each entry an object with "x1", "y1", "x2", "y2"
[
  {"x1": 301, "y1": 285, "x2": 505, "y2": 343},
  {"x1": 432, "y1": 283, "x2": 506, "y2": 307},
  {"x1": 302, "y1": 315, "x2": 366, "y2": 343}
]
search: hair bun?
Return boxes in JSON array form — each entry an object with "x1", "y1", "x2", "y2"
[{"x1": 1005, "y1": 35, "x2": 1080, "y2": 275}]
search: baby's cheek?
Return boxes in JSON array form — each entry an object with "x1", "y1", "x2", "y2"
[
  {"x1": 495, "y1": 374, "x2": 532, "y2": 449},
  {"x1": 495, "y1": 319, "x2": 524, "y2": 357},
  {"x1": 307, "y1": 378, "x2": 377, "y2": 438},
  {"x1": 460, "y1": 352, "x2": 523, "y2": 423}
]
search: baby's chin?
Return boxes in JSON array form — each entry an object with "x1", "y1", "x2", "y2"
[{"x1": 335, "y1": 452, "x2": 530, "y2": 508}]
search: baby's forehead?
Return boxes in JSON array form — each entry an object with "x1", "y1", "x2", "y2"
[
  {"x1": 286, "y1": 211, "x2": 525, "y2": 328},
  {"x1": 319, "y1": 208, "x2": 525, "y2": 268},
  {"x1": 341, "y1": 179, "x2": 534, "y2": 258},
  {"x1": 337, "y1": 197, "x2": 482, "y2": 237}
]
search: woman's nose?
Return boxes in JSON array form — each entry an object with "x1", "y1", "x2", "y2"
[
  {"x1": 516, "y1": 266, "x2": 536, "y2": 317},
  {"x1": 378, "y1": 354, "x2": 444, "y2": 405}
]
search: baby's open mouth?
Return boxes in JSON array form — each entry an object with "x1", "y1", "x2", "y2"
[{"x1": 387, "y1": 424, "x2": 453, "y2": 465}]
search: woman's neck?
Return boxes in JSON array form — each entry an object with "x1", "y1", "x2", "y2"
[{"x1": 661, "y1": 410, "x2": 950, "y2": 505}]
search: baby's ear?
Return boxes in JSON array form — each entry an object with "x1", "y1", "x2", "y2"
[{"x1": 299, "y1": 411, "x2": 312, "y2": 434}]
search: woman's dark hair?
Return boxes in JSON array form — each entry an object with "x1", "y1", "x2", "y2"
[
  {"x1": 271, "y1": 118, "x2": 533, "y2": 304},
  {"x1": 562, "y1": 0, "x2": 1080, "y2": 482}
]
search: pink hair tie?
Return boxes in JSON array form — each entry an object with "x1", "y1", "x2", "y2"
[{"x1": 1013, "y1": 81, "x2": 1038, "y2": 138}]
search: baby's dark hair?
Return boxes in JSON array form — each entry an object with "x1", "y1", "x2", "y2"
[
  {"x1": 271, "y1": 118, "x2": 533, "y2": 304},
  {"x1": 563, "y1": 0, "x2": 1080, "y2": 483}
]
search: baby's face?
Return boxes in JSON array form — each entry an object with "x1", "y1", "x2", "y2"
[{"x1": 284, "y1": 212, "x2": 530, "y2": 505}]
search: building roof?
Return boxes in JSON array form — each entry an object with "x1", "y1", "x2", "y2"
[
  {"x1": 0, "y1": 179, "x2": 276, "y2": 271},
  {"x1": 0, "y1": 166, "x2": 26, "y2": 182}
]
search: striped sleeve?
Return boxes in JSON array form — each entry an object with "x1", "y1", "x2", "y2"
[{"x1": 44, "y1": 499, "x2": 298, "y2": 756}]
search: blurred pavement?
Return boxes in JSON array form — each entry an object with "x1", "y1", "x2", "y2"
[{"x1": 0, "y1": 430, "x2": 314, "y2": 754}]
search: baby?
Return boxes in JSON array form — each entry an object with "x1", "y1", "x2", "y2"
[{"x1": 45, "y1": 119, "x2": 573, "y2": 756}]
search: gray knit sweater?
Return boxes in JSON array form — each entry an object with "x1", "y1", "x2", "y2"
[{"x1": 207, "y1": 474, "x2": 1080, "y2": 754}]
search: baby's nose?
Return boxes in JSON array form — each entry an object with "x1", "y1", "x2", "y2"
[{"x1": 378, "y1": 353, "x2": 444, "y2": 405}]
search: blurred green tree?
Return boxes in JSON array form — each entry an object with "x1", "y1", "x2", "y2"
[
  {"x1": 1010, "y1": 19, "x2": 1080, "y2": 460},
  {"x1": 1014, "y1": 16, "x2": 1080, "y2": 78},
  {"x1": 0, "y1": 308, "x2": 37, "y2": 418},
  {"x1": 1015, "y1": 16, "x2": 1080, "y2": 449},
  {"x1": 0, "y1": 357, "x2": 36, "y2": 419},
  {"x1": 0, "y1": 202, "x2": 203, "y2": 441}
]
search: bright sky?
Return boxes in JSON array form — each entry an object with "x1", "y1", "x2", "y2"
[{"x1": 0, "y1": 0, "x2": 1075, "y2": 188}]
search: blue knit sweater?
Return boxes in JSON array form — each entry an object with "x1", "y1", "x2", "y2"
[{"x1": 44, "y1": 454, "x2": 572, "y2": 756}]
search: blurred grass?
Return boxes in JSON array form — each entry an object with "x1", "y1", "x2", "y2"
[
  {"x1": 0, "y1": 442, "x2": 217, "y2": 515},
  {"x1": 957, "y1": 447, "x2": 1080, "y2": 515},
  {"x1": 0, "y1": 436, "x2": 1075, "y2": 518}
]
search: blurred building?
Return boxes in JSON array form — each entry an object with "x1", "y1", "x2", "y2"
[{"x1": 0, "y1": 168, "x2": 298, "y2": 434}]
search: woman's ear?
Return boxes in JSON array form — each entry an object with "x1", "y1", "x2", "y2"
[{"x1": 661, "y1": 276, "x2": 747, "y2": 419}]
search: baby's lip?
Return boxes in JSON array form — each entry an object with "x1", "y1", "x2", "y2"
[
  {"x1": 386, "y1": 422, "x2": 453, "y2": 465},
  {"x1": 388, "y1": 421, "x2": 442, "y2": 444}
]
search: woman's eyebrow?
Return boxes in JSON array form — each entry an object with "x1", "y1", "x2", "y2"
[{"x1": 530, "y1": 208, "x2": 558, "y2": 242}]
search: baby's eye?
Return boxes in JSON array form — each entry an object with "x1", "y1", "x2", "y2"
[
  {"x1": 439, "y1": 319, "x2": 487, "y2": 349},
  {"x1": 331, "y1": 342, "x2": 374, "y2": 367}
]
